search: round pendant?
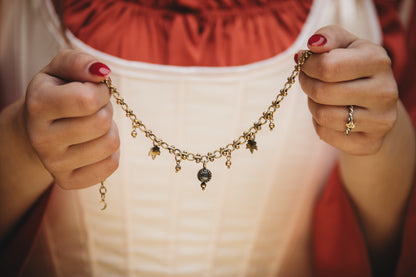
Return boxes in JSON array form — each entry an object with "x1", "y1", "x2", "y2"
[{"x1": 197, "y1": 167, "x2": 212, "y2": 190}]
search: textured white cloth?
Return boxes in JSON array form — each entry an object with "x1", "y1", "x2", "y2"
[{"x1": 0, "y1": 0, "x2": 381, "y2": 276}]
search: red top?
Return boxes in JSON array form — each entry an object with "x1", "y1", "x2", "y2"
[
  {"x1": 62, "y1": 0, "x2": 312, "y2": 66},
  {"x1": 2, "y1": 0, "x2": 415, "y2": 276}
]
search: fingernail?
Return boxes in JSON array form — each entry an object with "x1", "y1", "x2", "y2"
[
  {"x1": 294, "y1": 53, "x2": 299, "y2": 63},
  {"x1": 89, "y1": 62, "x2": 111, "y2": 76},
  {"x1": 308, "y1": 34, "x2": 327, "y2": 46}
]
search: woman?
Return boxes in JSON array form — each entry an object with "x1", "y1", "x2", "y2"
[{"x1": 0, "y1": 0, "x2": 415, "y2": 276}]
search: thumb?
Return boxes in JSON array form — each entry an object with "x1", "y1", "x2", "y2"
[
  {"x1": 306, "y1": 25, "x2": 358, "y2": 53},
  {"x1": 42, "y1": 50, "x2": 111, "y2": 83}
]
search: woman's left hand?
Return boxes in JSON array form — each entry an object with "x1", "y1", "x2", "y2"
[
  {"x1": 298, "y1": 25, "x2": 398, "y2": 155},
  {"x1": 298, "y1": 25, "x2": 416, "y2": 274}
]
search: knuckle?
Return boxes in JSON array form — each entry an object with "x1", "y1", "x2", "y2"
[
  {"x1": 29, "y1": 132, "x2": 53, "y2": 152},
  {"x1": 314, "y1": 107, "x2": 331, "y2": 126},
  {"x1": 44, "y1": 156, "x2": 67, "y2": 174},
  {"x1": 378, "y1": 109, "x2": 397, "y2": 131},
  {"x1": 105, "y1": 153, "x2": 120, "y2": 174},
  {"x1": 94, "y1": 105, "x2": 113, "y2": 132},
  {"x1": 105, "y1": 128, "x2": 120, "y2": 153},
  {"x1": 373, "y1": 46, "x2": 392, "y2": 69},
  {"x1": 359, "y1": 136, "x2": 383, "y2": 155},
  {"x1": 309, "y1": 81, "x2": 328, "y2": 103},
  {"x1": 379, "y1": 80, "x2": 398, "y2": 107},
  {"x1": 25, "y1": 96, "x2": 44, "y2": 116},
  {"x1": 378, "y1": 54, "x2": 392, "y2": 70},
  {"x1": 25, "y1": 81, "x2": 49, "y2": 116},
  {"x1": 76, "y1": 88, "x2": 101, "y2": 114},
  {"x1": 56, "y1": 176, "x2": 76, "y2": 190},
  {"x1": 367, "y1": 140, "x2": 383, "y2": 155},
  {"x1": 317, "y1": 56, "x2": 336, "y2": 82},
  {"x1": 312, "y1": 120, "x2": 326, "y2": 141}
]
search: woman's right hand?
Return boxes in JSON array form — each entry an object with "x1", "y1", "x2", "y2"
[{"x1": 25, "y1": 50, "x2": 120, "y2": 190}]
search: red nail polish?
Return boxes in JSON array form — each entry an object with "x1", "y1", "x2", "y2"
[
  {"x1": 308, "y1": 34, "x2": 327, "y2": 46},
  {"x1": 89, "y1": 62, "x2": 111, "y2": 76},
  {"x1": 294, "y1": 53, "x2": 299, "y2": 63}
]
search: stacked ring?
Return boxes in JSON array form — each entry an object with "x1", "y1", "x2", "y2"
[{"x1": 345, "y1": 105, "x2": 356, "y2": 135}]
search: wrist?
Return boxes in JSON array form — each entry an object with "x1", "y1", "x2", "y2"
[{"x1": 0, "y1": 98, "x2": 53, "y2": 241}]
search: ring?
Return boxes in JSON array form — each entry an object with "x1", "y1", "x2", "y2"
[{"x1": 345, "y1": 105, "x2": 356, "y2": 135}]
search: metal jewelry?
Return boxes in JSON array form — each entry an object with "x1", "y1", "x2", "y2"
[
  {"x1": 99, "y1": 181, "x2": 107, "y2": 210},
  {"x1": 98, "y1": 51, "x2": 312, "y2": 209},
  {"x1": 345, "y1": 105, "x2": 356, "y2": 135}
]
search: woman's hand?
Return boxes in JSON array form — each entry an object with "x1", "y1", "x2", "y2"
[
  {"x1": 298, "y1": 25, "x2": 398, "y2": 155},
  {"x1": 298, "y1": 25, "x2": 415, "y2": 274},
  {"x1": 0, "y1": 50, "x2": 119, "y2": 243},
  {"x1": 25, "y1": 50, "x2": 120, "y2": 190}
]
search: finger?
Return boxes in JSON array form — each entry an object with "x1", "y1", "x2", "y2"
[
  {"x1": 307, "y1": 25, "x2": 358, "y2": 53},
  {"x1": 45, "y1": 122, "x2": 119, "y2": 176},
  {"x1": 297, "y1": 26, "x2": 391, "y2": 82},
  {"x1": 42, "y1": 49, "x2": 111, "y2": 83},
  {"x1": 34, "y1": 80, "x2": 111, "y2": 120},
  {"x1": 65, "y1": 122, "x2": 120, "y2": 169},
  {"x1": 307, "y1": 99, "x2": 396, "y2": 134},
  {"x1": 57, "y1": 150, "x2": 120, "y2": 190},
  {"x1": 300, "y1": 45, "x2": 391, "y2": 82},
  {"x1": 312, "y1": 120, "x2": 383, "y2": 155},
  {"x1": 299, "y1": 71, "x2": 397, "y2": 109},
  {"x1": 50, "y1": 102, "x2": 113, "y2": 145}
]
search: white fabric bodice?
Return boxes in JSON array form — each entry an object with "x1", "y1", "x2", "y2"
[{"x1": 0, "y1": 0, "x2": 381, "y2": 276}]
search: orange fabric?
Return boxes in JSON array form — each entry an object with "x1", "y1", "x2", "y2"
[
  {"x1": 313, "y1": 167, "x2": 373, "y2": 277},
  {"x1": 62, "y1": 0, "x2": 312, "y2": 66}
]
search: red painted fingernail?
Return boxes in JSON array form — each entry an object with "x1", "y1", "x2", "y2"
[
  {"x1": 294, "y1": 53, "x2": 299, "y2": 63},
  {"x1": 308, "y1": 34, "x2": 327, "y2": 46},
  {"x1": 89, "y1": 62, "x2": 111, "y2": 76}
]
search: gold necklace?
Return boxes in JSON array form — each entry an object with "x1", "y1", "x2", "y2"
[{"x1": 99, "y1": 51, "x2": 312, "y2": 210}]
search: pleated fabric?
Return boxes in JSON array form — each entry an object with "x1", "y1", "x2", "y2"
[{"x1": 62, "y1": 0, "x2": 312, "y2": 66}]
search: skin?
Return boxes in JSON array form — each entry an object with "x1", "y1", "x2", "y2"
[
  {"x1": 0, "y1": 26, "x2": 414, "y2": 274},
  {"x1": 0, "y1": 50, "x2": 120, "y2": 241},
  {"x1": 298, "y1": 26, "x2": 415, "y2": 275}
]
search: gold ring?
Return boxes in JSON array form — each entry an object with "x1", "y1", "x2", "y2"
[{"x1": 345, "y1": 105, "x2": 356, "y2": 135}]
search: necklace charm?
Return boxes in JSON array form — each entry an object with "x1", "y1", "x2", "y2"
[
  {"x1": 246, "y1": 137, "x2": 258, "y2": 154},
  {"x1": 149, "y1": 145, "x2": 161, "y2": 160},
  {"x1": 98, "y1": 51, "x2": 312, "y2": 207},
  {"x1": 174, "y1": 155, "x2": 182, "y2": 172},
  {"x1": 225, "y1": 153, "x2": 232, "y2": 169},
  {"x1": 197, "y1": 163, "x2": 212, "y2": 191}
]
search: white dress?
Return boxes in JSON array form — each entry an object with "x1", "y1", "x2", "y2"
[{"x1": 0, "y1": 0, "x2": 381, "y2": 276}]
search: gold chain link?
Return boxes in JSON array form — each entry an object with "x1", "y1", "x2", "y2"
[
  {"x1": 104, "y1": 51, "x2": 311, "y2": 167},
  {"x1": 99, "y1": 51, "x2": 312, "y2": 208}
]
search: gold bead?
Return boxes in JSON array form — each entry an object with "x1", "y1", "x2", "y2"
[
  {"x1": 269, "y1": 122, "x2": 275, "y2": 130},
  {"x1": 131, "y1": 129, "x2": 137, "y2": 138},
  {"x1": 225, "y1": 160, "x2": 231, "y2": 168},
  {"x1": 175, "y1": 163, "x2": 181, "y2": 172}
]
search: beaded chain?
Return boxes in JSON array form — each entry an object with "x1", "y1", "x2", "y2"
[{"x1": 99, "y1": 51, "x2": 312, "y2": 210}]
